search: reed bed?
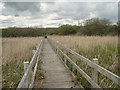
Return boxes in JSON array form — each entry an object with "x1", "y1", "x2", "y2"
[
  {"x1": 50, "y1": 35, "x2": 118, "y2": 88},
  {"x1": 2, "y1": 37, "x2": 42, "y2": 88},
  {"x1": 2, "y1": 37, "x2": 42, "y2": 65}
]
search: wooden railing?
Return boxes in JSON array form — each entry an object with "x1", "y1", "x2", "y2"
[
  {"x1": 48, "y1": 38, "x2": 120, "y2": 88},
  {"x1": 17, "y1": 39, "x2": 43, "y2": 89}
]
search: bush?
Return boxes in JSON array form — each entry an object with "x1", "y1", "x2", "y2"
[
  {"x1": 81, "y1": 18, "x2": 117, "y2": 36},
  {"x1": 2, "y1": 27, "x2": 58, "y2": 37},
  {"x1": 58, "y1": 25, "x2": 77, "y2": 35},
  {"x1": 2, "y1": 18, "x2": 118, "y2": 37}
]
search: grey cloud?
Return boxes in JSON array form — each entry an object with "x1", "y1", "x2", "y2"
[
  {"x1": 2, "y1": 20, "x2": 12, "y2": 23},
  {"x1": 85, "y1": 3, "x2": 117, "y2": 22},
  {"x1": 3, "y1": 2, "x2": 40, "y2": 16},
  {"x1": 56, "y1": 2, "x2": 117, "y2": 22},
  {"x1": 51, "y1": 17, "x2": 63, "y2": 20},
  {"x1": 1, "y1": 2, "x2": 118, "y2": 28},
  {"x1": 46, "y1": 23, "x2": 57, "y2": 25}
]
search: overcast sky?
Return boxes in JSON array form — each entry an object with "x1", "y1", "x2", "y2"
[{"x1": 0, "y1": 1, "x2": 118, "y2": 28}]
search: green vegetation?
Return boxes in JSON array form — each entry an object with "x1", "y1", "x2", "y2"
[
  {"x1": 58, "y1": 25, "x2": 77, "y2": 35},
  {"x1": 79, "y1": 18, "x2": 117, "y2": 36},
  {"x1": 2, "y1": 60, "x2": 24, "y2": 88},
  {"x1": 2, "y1": 18, "x2": 118, "y2": 37},
  {"x1": 2, "y1": 28, "x2": 57, "y2": 37},
  {"x1": 64, "y1": 44, "x2": 118, "y2": 88},
  {"x1": 2, "y1": 37, "x2": 41, "y2": 88},
  {"x1": 55, "y1": 36, "x2": 118, "y2": 88}
]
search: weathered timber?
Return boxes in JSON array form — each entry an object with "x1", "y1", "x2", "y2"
[{"x1": 41, "y1": 39, "x2": 80, "y2": 88}]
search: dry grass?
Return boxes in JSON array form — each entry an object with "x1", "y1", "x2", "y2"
[
  {"x1": 2, "y1": 37, "x2": 42, "y2": 88},
  {"x1": 50, "y1": 35, "x2": 118, "y2": 50},
  {"x1": 2, "y1": 36, "x2": 118, "y2": 88},
  {"x1": 2, "y1": 37, "x2": 42, "y2": 65},
  {"x1": 49, "y1": 35, "x2": 118, "y2": 88},
  {"x1": 50, "y1": 35, "x2": 118, "y2": 72}
]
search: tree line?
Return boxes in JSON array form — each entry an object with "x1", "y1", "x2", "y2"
[{"x1": 2, "y1": 18, "x2": 118, "y2": 37}]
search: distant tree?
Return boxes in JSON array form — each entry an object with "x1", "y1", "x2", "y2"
[
  {"x1": 2, "y1": 18, "x2": 118, "y2": 37},
  {"x1": 58, "y1": 25, "x2": 77, "y2": 35},
  {"x1": 2, "y1": 27, "x2": 58, "y2": 37},
  {"x1": 82, "y1": 18, "x2": 112, "y2": 35}
]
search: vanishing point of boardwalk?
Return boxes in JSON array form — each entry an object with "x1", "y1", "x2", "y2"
[
  {"x1": 41, "y1": 39, "x2": 80, "y2": 88},
  {"x1": 17, "y1": 38, "x2": 119, "y2": 88}
]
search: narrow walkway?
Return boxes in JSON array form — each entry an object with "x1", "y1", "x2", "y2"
[{"x1": 41, "y1": 39, "x2": 79, "y2": 88}]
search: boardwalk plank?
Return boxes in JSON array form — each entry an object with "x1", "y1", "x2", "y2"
[{"x1": 41, "y1": 39, "x2": 80, "y2": 88}]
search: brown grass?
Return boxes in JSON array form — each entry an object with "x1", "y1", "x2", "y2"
[
  {"x1": 2, "y1": 37, "x2": 43, "y2": 88},
  {"x1": 49, "y1": 35, "x2": 118, "y2": 88},
  {"x1": 2, "y1": 37, "x2": 42, "y2": 65},
  {"x1": 50, "y1": 35, "x2": 118, "y2": 50},
  {"x1": 2, "y1": 36, "x2": 118, "y2": 88},
  {"x1": 50, "y1": 35, "x2": 118, "y2": 70}
]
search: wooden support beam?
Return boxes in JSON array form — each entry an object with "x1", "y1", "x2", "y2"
[
  {"x1": 92, "y1": 58, "x2": 98, "y2": 87},
  {"x1": 24, "y1": 61, "x2": 29, "y2": 88}
]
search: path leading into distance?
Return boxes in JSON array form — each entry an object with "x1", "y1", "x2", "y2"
[{"x1": 41, "y1": 39, "x2": 80, "y2": 88}]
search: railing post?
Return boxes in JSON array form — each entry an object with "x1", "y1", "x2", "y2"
[
  {"x1": 59, "y1": 43, "x2": 61, "y2": 57},
  {"x1": 92, "y1": 58, "x2": 98, "y2": 84},
  {"x1": 24, "y1": 61, "x2": 29, "y2": 72},
  {"x1": 64, "y1": 45, "x2": 67, "y2": 63},
  {"x1": 24, "y1": 61, "x2": 29, "y2": 88},
  {"x1": 32, "y1": 50, "x2": 36, "y2": 55}
]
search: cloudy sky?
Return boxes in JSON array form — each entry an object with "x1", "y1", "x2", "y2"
[{"x1": 0, "y1": 1, "x2": 118, "y2": 28}]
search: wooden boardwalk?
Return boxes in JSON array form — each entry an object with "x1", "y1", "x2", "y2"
[
  {"x1": 17, "y1": 38, "x2": 120, "y2": 88},
  {"x1": 41, "y1": 39, "x2": 80, "y2": 88}
]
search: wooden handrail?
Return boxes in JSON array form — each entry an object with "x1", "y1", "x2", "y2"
[
  {"x1": 66, "y1": 47, "x2": 120, "y2": 85},
  {"x1": 59, "y1": 49, "x2": 101, "y2": 88},
  {"x1": 17, "y1": 39, "x2": 43, "y2": 89},
  {"x1": 48, "y1": 38, "x2": 120, "y2": 87}
]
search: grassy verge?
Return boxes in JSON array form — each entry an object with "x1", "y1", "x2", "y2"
[
  {"x1": 2, "y1": 60, "x2": 24, "y2": 88},
  {"x1": 2, "y1": 37, "x2": 42, "y2": 88},
  {"x1": 68, "y1": 44, "x2": 118, "y2": 88},
  {"x1": 52, "y1": 36, "x2": 118, "y2": 88}
]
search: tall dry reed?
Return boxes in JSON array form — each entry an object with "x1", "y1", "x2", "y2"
[
  {"x1": 50, "y1": 35, "x2": 118, "y2": 88},
  {"x1": 2, "y1": 37, "x2": 42, "y2": 65}
]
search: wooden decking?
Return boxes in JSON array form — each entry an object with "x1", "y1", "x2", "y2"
[
  {"x1": 17, "y1": 38, "x2": 120, "y2": 88},
  {"x1": 41, "y1": 39, "x2": 80, "y2": 88}
]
